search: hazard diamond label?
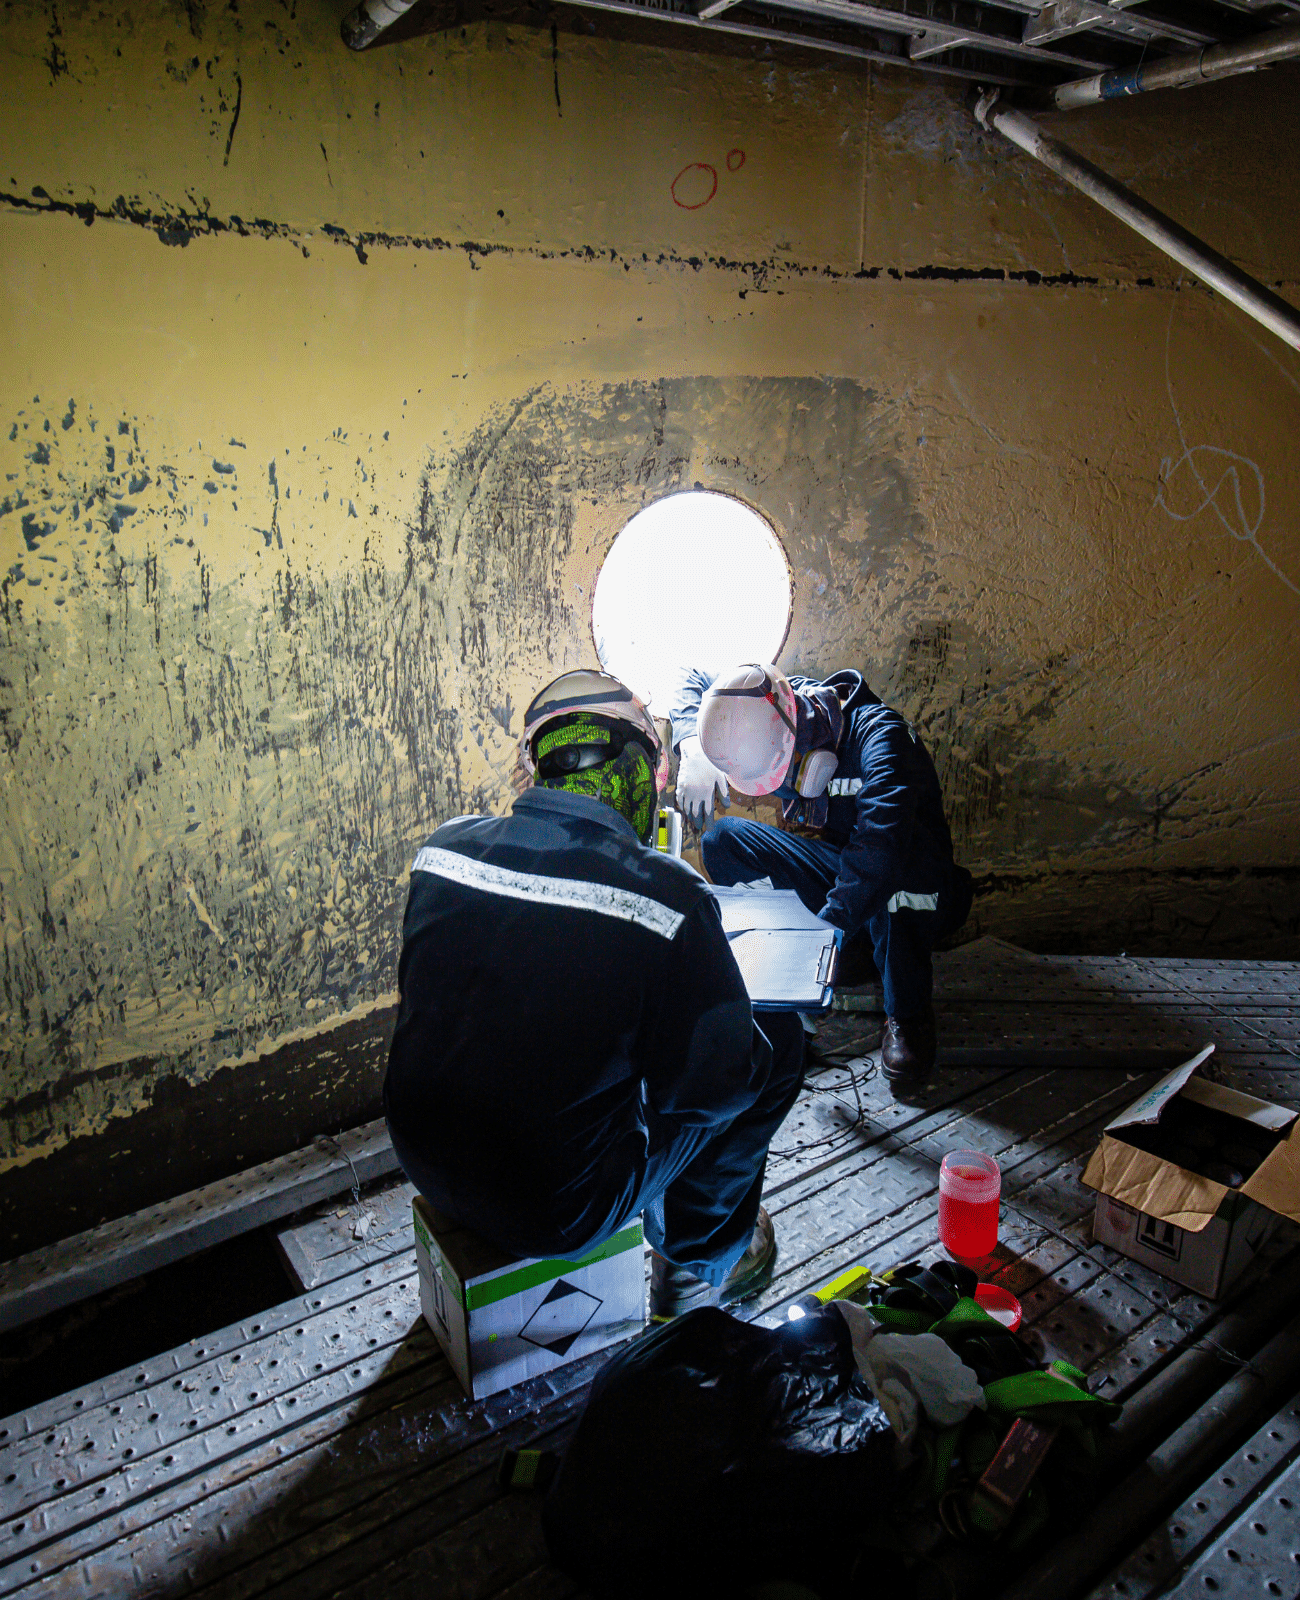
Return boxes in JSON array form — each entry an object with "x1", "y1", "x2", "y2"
[{"x1": 519, "y1": 1279, "x2": 602, "y2": 1358}]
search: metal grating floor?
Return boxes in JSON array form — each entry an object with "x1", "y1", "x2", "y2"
[{"x1": 1, "y1": 938, "x2": 1298, "y2": 1600}]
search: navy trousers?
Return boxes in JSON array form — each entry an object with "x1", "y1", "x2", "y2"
[
  {"x1": 635, "y1": 1009, "x2": 804, "y2": 1285},
  {"x1": 393, "y1": 1009, "x2": 804, "y2": 1289},
  {"x1": 702, "y1": 818, "x2": 970, "y2": 1021}
]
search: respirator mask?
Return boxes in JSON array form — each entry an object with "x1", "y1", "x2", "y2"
[
  {"x1": 791, "y1": 748, "x2": 838, "y2": 798},
  {"x1": 779, "y1": 685, "x2": 847, "y2": 829}
]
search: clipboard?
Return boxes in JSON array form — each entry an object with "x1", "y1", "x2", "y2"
[{"x1": 707, "y1": 884, "x2": 842, "y2": 1011}]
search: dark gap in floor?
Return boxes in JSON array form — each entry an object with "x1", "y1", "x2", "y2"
[{"x1": 0, "y1": 1229, "x2": 297, "y2": 1416}]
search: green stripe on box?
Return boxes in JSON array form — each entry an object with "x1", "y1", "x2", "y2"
[
  {"x1": 412, "y1": 1204, "x2": 466, "y2": 1302},
  {"x1": 465, "y1": 1222, "x2": 643, "y2": 1311}
]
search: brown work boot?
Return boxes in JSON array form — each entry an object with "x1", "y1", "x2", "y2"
[
  {"x1": 881, "y1": 1007, "x2": 937, "y2": 1095},
  {"x1": 649, "y1": 1206, "x2": 777, "y2": 1322}
]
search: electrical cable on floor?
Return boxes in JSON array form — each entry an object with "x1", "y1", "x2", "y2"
[
  {"x1": 787, "y1": 1034, "x2": 1268, "y2": 1377},
  {"x1": 776, "y1": 1010, "x2": 1276, "y2": 1376},
  {"x1": 768, "y1": 1051, "x2": 877, "y2": 1161},
  {"x1": 999, "y1": 1193, "x2": 1262, "y2": 1380},
  {"x1": 314, "y1": 1134, "x2": 363, "y2": 1208}
]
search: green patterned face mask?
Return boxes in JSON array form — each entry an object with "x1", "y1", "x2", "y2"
[{"x1": 534, "y1": 715, "x2": 659, "y2": 844}]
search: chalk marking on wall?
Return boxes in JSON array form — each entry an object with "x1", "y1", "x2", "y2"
[
  {"x1": 1233, "y1": 315, "x2": 1300, "y2": 402},
  {"x1": 1012, "y1": 166, "x2": 1075, "y2": 276},
  {"x1": 944, "y1": 372, "x2": 1033, "y2": 458},
  {"x1": 858, "y1": 89, "x2": 870, "y2": 274},
  {"x1": 1157, "y1": 300, "x2": 1297, "y2": 599},
  {"x1": 1211, "y1": 725, "x2": 1300, "y2": 772}
]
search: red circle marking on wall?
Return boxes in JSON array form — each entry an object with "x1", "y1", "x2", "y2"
[
  {"x1": 727, "y1": 148, "x2": 746, "y2": 172},
  {"x1": 671, "y1": 162, "x2": 719, "y2": 210}
]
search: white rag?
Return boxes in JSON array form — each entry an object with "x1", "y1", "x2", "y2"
[{"x1": 835, "y1": 1301, "x2": 986, "y2": 1452}]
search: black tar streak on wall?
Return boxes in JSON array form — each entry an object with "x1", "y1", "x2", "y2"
[{"x1": 3, "y1": 186, "x2": 1171, "y2": 291}]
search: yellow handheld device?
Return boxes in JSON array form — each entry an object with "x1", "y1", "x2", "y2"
[{"x1": 654, "y1": 807, "x2": 683, "y2": 858}]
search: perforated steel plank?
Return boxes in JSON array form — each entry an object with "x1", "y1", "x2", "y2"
[
  {"x1": 0, "y1": 1121, "x2": 401, "y2": 1334},
  {"x1": 2, "y1": 1067, "x2": 1138, "y2": 1594},
  {"x1": 4, "y1": 952, "x2": 1298, "y2": 1600},
  {"x1": 759, "y1": 1069, "x2": 1164, "y2": 1321},
  {"x1": 21, "y1": 1365, "x2": 593, "y2": 1600},
  {"x1": 323, "y1": 1487, "x2": 557, "y2": 1600},
  {"x1": 273, "y1": 1174, "x2": 418, "y2": 1291},
  {"x1": 1089, "y1": 1390, "x2": 1300, "y2": 1600},
  {"x1": 1161, "y1": 1447, "x2": 1300, "y2": 1600},
  {"x1": 0, "y1": 1286, "x2": 429, "y2": 1579},
  {"x1": 0, "y1": 1248, "x2": 413, "y2": 1484},
  {"x1": 492, "y1": 1567, "x2": 582, "y2": 1600}
]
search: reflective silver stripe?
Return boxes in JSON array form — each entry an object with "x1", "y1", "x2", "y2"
[
  {"x1": 887, "y1": 890, "x2": 939, "y2": 914},
  {"x1": 827, "y1": 778, "x2": 864, "y2": 797},
  {"x1": 412, "y1": 846, "x2": 686, "y2": 940}
]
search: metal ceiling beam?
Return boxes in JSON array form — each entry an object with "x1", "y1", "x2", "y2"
[
  {"x1": 700, "y1": 2, "x2": 1035, "y2": 75},
  {"x1": 339, "y1": 0, "x2": 1262, "y2": 87},
  {"x1": 544, "y1": 0, "x2": 1044, "y2": 81},
  {"x1": 342, "y1": 0, "x2": 1039, "y2": 77},
  {"x1": 1024, "y1": 0, "x2": 1219, "y2": 49},
  {"x1": 910, "y1": 30, "x2": 979, "y2": 56},
  {"x1": 341, "y1": 0, "x2": 1118, "y2": 71},
  {"x1": 911, "y1": 0, "x2": 1193, "y2": 64},
  {"x1": 755, "y1": 0, "x2": 1116, "y2": 67},
  {"x1": 342, "y1": 0, "x2": 420, "y2": 49}
]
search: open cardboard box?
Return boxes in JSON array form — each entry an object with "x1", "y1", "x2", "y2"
[{"x1": 1082, "y1": 1045, "x2": 1300, "y2": 1298}]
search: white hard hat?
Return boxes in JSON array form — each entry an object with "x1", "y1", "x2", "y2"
[{"x1": 698, "y1": 664, "x2": 797, "y2": 797}]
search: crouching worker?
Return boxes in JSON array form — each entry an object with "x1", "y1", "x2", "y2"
[
  {"x1": 383, "y1": 669, "x2": 805, "y2": 1321},
  {"x1": 673, "y1": 663, "x2": 973, "y2": 1095}
]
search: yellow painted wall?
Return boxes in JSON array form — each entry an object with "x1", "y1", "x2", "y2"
[{"x1": 2, "y1": 0, "x2": 1298, "y2": 1195}]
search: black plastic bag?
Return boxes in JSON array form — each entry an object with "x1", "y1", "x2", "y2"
[{"x1": 543, "y1": 1306, "x2": 899, "y2": 1599}]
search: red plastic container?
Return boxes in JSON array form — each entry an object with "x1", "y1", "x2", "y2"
[
  {"x1": 974, "y1": 1282, "x2": 1022, "y2": 1331},
  {"x1": 938, "y1": 1150, "x2": 1001, "y2": 1261}
]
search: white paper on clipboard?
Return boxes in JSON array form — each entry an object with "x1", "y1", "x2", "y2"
[{"x1": 707, "y1": 885, "x2": 841, "y2": 1010}]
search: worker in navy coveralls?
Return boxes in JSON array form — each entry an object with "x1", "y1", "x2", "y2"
[
  {"x1": 383, "y1": 669, "x2": 805, "y2": 1321},
  {"x1": 672, "y1": 663, "x2": 973, "y2": 1092}
]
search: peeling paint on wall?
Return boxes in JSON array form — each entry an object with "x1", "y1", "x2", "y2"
[{"x1": 0, "y1": 397, "x2": 420, "y2": 1165}]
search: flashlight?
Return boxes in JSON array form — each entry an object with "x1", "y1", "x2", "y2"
[{"x1": 786, "y1": 1264, "x2": 873, "y2": 1321}]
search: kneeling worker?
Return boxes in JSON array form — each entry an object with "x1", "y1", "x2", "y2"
[
  {"x1": 384, "y1": 670, "x2": 805, "y2": 1321},
  {"x1": 673, "y1": 663, "x2": 972, "y2": 1092}
]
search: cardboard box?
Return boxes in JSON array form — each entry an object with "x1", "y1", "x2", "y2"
[
  {"x1": 1082, "y1": 1045, "x2": 1300, "y2": 1298},
  {"x1": 412, "y1": 1195, "x2": 645, "y2": 1399}
]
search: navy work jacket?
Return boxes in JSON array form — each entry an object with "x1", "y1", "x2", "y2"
[
  {"x1": 383, "y1": 787, "x2": 771, "y2": 1257},
  {"x1": 672, "y1": 667, "x2": 966, "y2": 938}
]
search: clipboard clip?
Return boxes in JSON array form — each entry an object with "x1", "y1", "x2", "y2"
[{"x1": 816, "y1": 942, "x2": 838, "y2": 987}]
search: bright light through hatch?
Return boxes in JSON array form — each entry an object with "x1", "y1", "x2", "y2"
[{"x1": 592, "y1": 492, "x2": 792, "y2": 715}]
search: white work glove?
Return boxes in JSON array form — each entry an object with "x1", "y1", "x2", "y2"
[{"x1": 674, "y1": 735, "x2": 730, "y2": 830}]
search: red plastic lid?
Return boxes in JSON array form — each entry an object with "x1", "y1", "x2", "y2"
[{"x1": 974, "y1": 1282, "x2": 1022, "y2": 1332}]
